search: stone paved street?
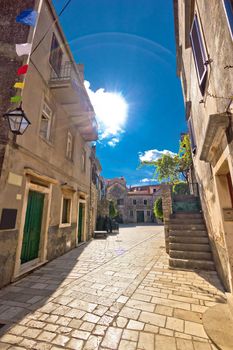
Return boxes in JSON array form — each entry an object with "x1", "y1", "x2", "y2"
[{"x1": 0, "y1": 225, "x2": 226, "y2": 349}]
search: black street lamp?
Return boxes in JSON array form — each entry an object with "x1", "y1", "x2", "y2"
[{"x1": 3, "y1": 103, "x2": 31, "y2": 135}]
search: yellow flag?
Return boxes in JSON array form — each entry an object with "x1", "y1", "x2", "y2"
[{"x1": 14, "y1": 82, "x2": 25, "y2": 89}]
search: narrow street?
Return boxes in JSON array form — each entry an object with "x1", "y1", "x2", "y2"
[{"x1": 0, "y1": 225, "x2": 225, "y2": 349}]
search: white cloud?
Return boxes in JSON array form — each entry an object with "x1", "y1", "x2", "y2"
[
  {"x1": 84, "y1": 80, "x2": 128, "y2": 146},
  {"x1": 140, "y1": 178, "x2": 157, "y2": 183},
  {"x1": 138, "y1": 149, "x2": 176, "y2": 162},
  {"x1": 107, "y1": 137, "x2": 120, "y2": 147}
]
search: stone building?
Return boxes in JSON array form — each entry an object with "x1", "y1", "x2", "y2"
[
  {"x1": 174, "y1": 0, "x2": 233, "y2": 291},
  {"x1": 0, "y1": 0, "x2": 99, "y2": 288},
  {"x1": 106, "y1": 177, "x2": 161, "y2": 223}
]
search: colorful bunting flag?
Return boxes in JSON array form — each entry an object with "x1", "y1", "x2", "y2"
[
  {"x1": 14, "y1": 82, "x2": 25, "y2": 89},
  {"x1": 17, "y1": 65, "x2": 28, "y2": 75},
  {"x1": 16, "y1": 43, "x2": 32, "y2": 56},
  {"x1": 10, "y1": 96, "x2": 22, "y2": 103},
  {"x1": 16, "y1": 9, "x2": 38, "y2": 27}
]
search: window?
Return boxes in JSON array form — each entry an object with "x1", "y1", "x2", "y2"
[
  {"x1": 147, "y1": 211, "x2": 151, "y2": 217},
  {"x1": 49, "y1": 33, "x2": 63, "y2": 75},
  {"x1": 133, "y1": 199, "x2": 136, "y2": 205},
  {"x1": 188, "y1": 117, "x2": 197, "y2": 154},
  {"x1": 153, "y1": 189, "x2": 156, "y2": 193},
  {"x1": 129, "y1": 210, "x2": 133, "y2": 217},
  {"x1": 117, "y1": 198, "x2": 124, "y2": 205},
  {"x1": 190, "y1": 15, "x2": 207, "y2": 92},
  {"x1": 61, "y1": 197, "x2": 72, "y2": 225},
  {"x1": 223, "y1": 0, "x2": 233, "y2": 39},
  {"x1": 66, "y1": 132, "x2": 73, "y2": 160},
  {"x1": 40, "y1": 102, "x2": 52, "y2": 140},
  {"x1": 81, "y1": 149, "x2": 86, "y2": 172},
  {"x1": 144, "y1": 200, "x2": 147, "y2": 205}
]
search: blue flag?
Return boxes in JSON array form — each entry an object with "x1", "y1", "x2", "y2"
[{"x1": 16, "y1": 9, "x2": 38, "y2": 27}]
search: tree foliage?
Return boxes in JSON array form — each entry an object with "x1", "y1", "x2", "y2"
[
  {"x1": 153, "y1": 197, "x2": 163, "y2": 219},
  {"x1": 140, "y1": 134, "x2": 192, "y2": 184},
  {"x1": 109, "y1": 200, "x2": 118, "y2": 218}
]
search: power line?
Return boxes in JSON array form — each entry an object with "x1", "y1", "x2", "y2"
[{"x1": 31, "y1": 0, "x2": 72, "y2": 56}]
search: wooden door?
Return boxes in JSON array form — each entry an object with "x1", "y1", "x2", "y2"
[
  {"x1": 137, "y1": 211, "x2": 144, "y2": 223},
  {"x1": 21, "y1": 190, "x2": 44, "y2": 264}
]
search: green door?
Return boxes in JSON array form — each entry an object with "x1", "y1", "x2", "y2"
[
  {"x1": 78, "y1": 203, "x2": 84, "y2": 243},
  {"x1": 21, "y1": 190, "x2": 45, "y2": 264},
  {"x1": 137, "y1": 211, "x2": 144, "y2": 223}
]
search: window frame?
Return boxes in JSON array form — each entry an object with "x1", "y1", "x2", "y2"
[
  {"x1": 133, "y1": 199, "x2": 137, "y2": 205},
  {"x1": 129, "y1": 210, "x2": 134, "y2": 217},
  {"x1": 60, "y1": 195, "x2": 72, "y2": 227},
  {"x1": 49, "y1": 33, "x2": 63, "y2": 76},
  {"x1": 81, "y1": 149, "x2": 86, "y2": 172},
  {"x1": 222, "y1": 0, "x2": 233, "y2": 40},
  {"x1": 144, "y1": 199, "x2": 147, "y2": 205},
  {"x1": 188, "y1": 117, "x2": 197, "y2": 155},
  {"x1": 39, "y1": 101, "x2": 53, "y2": 141},
  {"x1": 190, "y1": 14, "x2": 208, "y2": 91},
  {"x1": 66, "y1": 131, "x2": 73, "y2": 160}
]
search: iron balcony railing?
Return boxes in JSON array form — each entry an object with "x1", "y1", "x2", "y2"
[{"x1": 50, "y1": 61, "x2": 81, "y2": 82}]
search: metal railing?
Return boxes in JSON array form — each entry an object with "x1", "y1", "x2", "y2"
[{"x1": 50, "y1": 61, "x2": 80, "y2": 81}]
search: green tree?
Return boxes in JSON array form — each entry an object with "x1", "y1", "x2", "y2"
[
  {"x1": 140, "y1": 134, "x2": 192, "y2": 184},
  {"x1": 109, "y1": 200, "x2": 117, "y2": 218},
  {"x1": 153, "y1": 197, "x2": 163, "y2": 220}
]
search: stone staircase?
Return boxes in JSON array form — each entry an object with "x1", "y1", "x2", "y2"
[{"x1": 168, "y1": 211, "x2": 215, "y2": 271}]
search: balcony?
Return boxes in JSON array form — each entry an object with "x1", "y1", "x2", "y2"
[{"x1": 49, "y1": 62, "x2": 98, "y2": 141}]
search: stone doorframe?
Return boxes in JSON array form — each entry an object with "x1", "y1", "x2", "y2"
[
  {"x1": 76, "y1": 193, "x2": 88, "y2": 246},
  {"x1": 13, "y1": 169, "x2": 56, "y2": 280},
  {"x1": 213, "y1": 151, "x2": 233, "y2": 293}
]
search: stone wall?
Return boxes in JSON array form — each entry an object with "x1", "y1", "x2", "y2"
[
  {"x1": 161, "y1": 185, "x2": 173, "y2": 253},
  {"x1": 0, "y1": 229, "x2": 18, "y2": 287},
  {"x1": 47, "y1": 224, "x2": 76, "y2": 261}
]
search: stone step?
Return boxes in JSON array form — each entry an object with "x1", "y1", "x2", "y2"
[
  {"x1": 171, "y1": 212, "x2": 203, "y2": 218},
  {"x1": 169, "y1": 236, "x2": 209, "y2": 244},
  {"x1": 226, "y1": 293, "x2": 233, "y2": 316},
  {"x1": 169, "y1": 258, "x2": 215, "y2": 271},
  {"x1": 169, "y1": 250, "x2": 212, "y2": 261},
  {"x1": 169, "y1": 224, "x2": 206, "y2": 230},
  {"x1": 169, "y1": 242, "x2": 211, "y2": 252},
  {"x1": 170, "y1": 230, "x2": 208, "y2": 237},
  {"x1": 168, "y1": 218, "x2": 204, "y2": 224}
]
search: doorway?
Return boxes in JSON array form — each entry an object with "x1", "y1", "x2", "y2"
[
  {"x1": 77, "y1": 202, "x2": 85, "y2": 244},
  {"x1": 137, "y1": 211, "x2": 145, "y2": 223},
  {"x1": 21, "y1": 190, "x2": 45, "y2": 264}
]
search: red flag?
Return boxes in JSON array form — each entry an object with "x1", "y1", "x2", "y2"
[{"x1": 17, "y1": 64, "x2": 28, "y2": 75}]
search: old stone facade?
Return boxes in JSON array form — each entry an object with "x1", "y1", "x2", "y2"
[
  {"x1": 0, "y1": 0, "x2": 99, "y2": 288},
  {"x1": 174, "y1": 0, "x2": 233, "y2": 292},
  {"x1": 106, "y1": 177, "x2": 161, "y2": 223}
]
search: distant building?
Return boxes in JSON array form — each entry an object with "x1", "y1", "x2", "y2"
[
  {"x1": 174, "y1": 0, "x2": 233, "y2": 291},
  {"x1": 106, "y1": 177, "x2": 161, "y2": 223},
  {"x1": 0, "y1": 0, "x2": 99, "y2": 288}
]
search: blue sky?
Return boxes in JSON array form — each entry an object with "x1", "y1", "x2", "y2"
[{"x1": 52, "y1": 0, "x2": 186, "y2": 185}]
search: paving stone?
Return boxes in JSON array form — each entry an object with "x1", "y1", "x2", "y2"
[
  {"x1": 0, "y1": 343, "x2": 10, "y2": 349},
  {"x1": 98, "y1": 315, "x2": 114, "y2": 326},
  {"x1": 119, "y1": 306, "x2": 140, "y2": 320},
  {"x1": 68, "y1": 319, "x2": 83, "y2": 329},
  {"x1": 159, "y1": 327, "x2": 174, "y2": 336},
  {"x1": 84, "y1": 335, "x2": 102, "y2": 349},
  {"x1": 37, "y1": 331, "x2": 56, "y2": 342},
  {"x1": 66, "y1": 338, "x2": 84, "y2": 350},
  {"x1": 193, "y1": 342, "x2": 212, "y2": 350},
  {"x1": 82, "y1": 313, "x2": 100, "y2": 323},
  {"x1": 117, "y1": 296, "x2": 129, "y2": 303},
  {"x1": 126, "y1": 299, "x2": 155, "y2": 312},
  {"x1": 139, "y1": 311, "x2": 166, "y2": 327},
  {"x1": 127, "y1": 319, "x2": 144, "y2": 330},
  {"x1": 80, "y1": 321, "x2": 95, "y2": 332},
  {"x1": 155, "y1": 304, "x2": 173, "y2": 316},
  {"x1": 52, "y1": 334, "x2": 70, "y2": 346},
  {"x1": 176, "y1": 338, "x2": 194, "y2": 350},
  {"x1": 22, "y1": 328, "x2": 42, "y2": 338},
  {"x1": 101, "y1": 327, "x2": 123, "y2": 349},
  {"x1": 8, "y1": 325, "x2": 27, "y2": 335},
  {"x1": 138, "y1": 331, "x2": 154, "y2": 350},
  {"x1": 166, "y1": 316, "x2": 184, "y2": 332},
  {"x1": 18, "y1": 338, "x2": 37, "y2": 348},
  {"x1": 174, "y1": 309, "x2": 203, "y2": 324},
  {"x1": 72, "y1": 329, "x2": 90, "y2": 340},
  {"x1": 185, "y1": 321, "x2": 208, "y2": 339},
  {"x1": 144, "y1": 324, "x2": 159, "y2": 333},
  {"x1": 93, "y1": 325, "x2": 107, "y2": 336},
  {"x1": 131, "y1": 293, "x2": 152, "y2": 302},
  {"x1": 118, "y1": 339, "x2": 137, "y2": 350},
  {"x1": 122, "y1": 329, "x2": 139, "y2": 341},
  {"x1": 155, "y1": 334, "x2": 177, "y2": 350}
]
